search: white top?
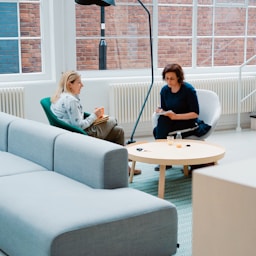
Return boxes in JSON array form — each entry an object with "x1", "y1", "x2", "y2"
[{"x1": 51, "y1": 93, "x2": 97, "y2": 130}]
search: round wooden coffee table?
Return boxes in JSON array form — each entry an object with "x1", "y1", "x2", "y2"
[{"x1": 126, "y1": 139, "x2": 225, "y2": 199}]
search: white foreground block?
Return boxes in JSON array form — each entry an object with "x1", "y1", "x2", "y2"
[{"x1": 192, "y1": 159, "x2": 256, "y2": 256}]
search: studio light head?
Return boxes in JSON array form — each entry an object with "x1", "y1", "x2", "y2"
[{"x1": 75, "y1": 0, "x2": 115, "y2": 6}]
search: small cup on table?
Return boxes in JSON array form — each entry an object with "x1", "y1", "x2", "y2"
[{"x1": 167, "y1": 135, "x2": 174, "y2": 146}]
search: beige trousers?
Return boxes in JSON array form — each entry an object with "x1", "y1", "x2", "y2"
[{"x1": 85, "y1": 116, "x2": 125, "y2": 146}]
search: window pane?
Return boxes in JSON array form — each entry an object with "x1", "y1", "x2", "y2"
[
  {"x1": 214, "y1": 38, "x2": 244, "y2": 65},
  {"x1": 198, "y1": 7, "x2": 213, "y2": 36},
  {"x1": 247, "y1": 8, "x2": 256, "y2": 36},
  {"x1": 20, "y1": 2, "x2": 42, "y2": 73},
  {"x1": 158, "y1": 38, "x2": 192, "y2": 68},
  {"x1": 247, "y1": 38, "x2": 256, "y2": 64},
  {"x1": 0, "y1": 2, "x2": 18, "y2": 37},
  {"x1": 21, "y1": 39, "x2": 41, "y2": 73},
  {"x1": 0, "y1": 40, "x2": 19, "y2": 74},
  {"x1": 197, "y1": 38, "x2": 212, "y2": 66},
  {"x1": 76, "y1": 5, "x2": 100, "y2": 38},
  {"x1": 249, "y1": 0, "x2": 256, "y2": 5},
  {"x1": 158, "y1": 6, "x2": 192, "y2": 37},
  {"x1": 20, "y1": 3, "x2": 41, "y2": 37},
  {"x1": 215, "y1": 7, "x2": 246, "y2": 36}
]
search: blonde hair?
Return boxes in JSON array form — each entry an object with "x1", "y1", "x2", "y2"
[{"x1": 51, "y1": 71, "x2": 81, "y2": 103}]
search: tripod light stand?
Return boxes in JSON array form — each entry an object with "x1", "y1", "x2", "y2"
[{"x1": 127, "y1": 0, "x2": 154, "y2": 144}]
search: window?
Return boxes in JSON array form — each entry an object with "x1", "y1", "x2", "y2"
[
  {"x1": 0, "y1": 0, "x2": 41, "y2": 75},
  {"x1": 197, "y1": 0, "x2": 256, "y2": 67},
  {"x1": 75, "y1": 0, "x2": 256, "y2": 71},
  {"x1": 1, "y1": 0, "x2": 255, "y2": 77}
]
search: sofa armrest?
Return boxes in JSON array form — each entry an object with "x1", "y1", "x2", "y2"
[{"x1": 54, "y1": 133, "x2": 128, "y2": 189}]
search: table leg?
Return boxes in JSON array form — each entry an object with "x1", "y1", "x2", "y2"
[
  {"x1": 129, "y1": 160, "x2": 136, "y2": 183},
  {"x1": 158, "y1": 165, "x2": 166, "y2": 199},
  {"x1": 183, "y1": 165, "x2": 189, "y2": 176}
]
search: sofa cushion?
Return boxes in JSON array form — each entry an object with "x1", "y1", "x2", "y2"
[
  {"x1": 54, "y1": 133, "x2": 128, "y2": 189},
  {"x1": 0, "y1": 112, "x2": 19, "y2": 152},
  {"x1": 7, "y1": 118, "x2": 67, "y2": 171},
  {"x1": 0, "y1": 151, "x2": 48, "y2": 176},
  {"x1": 0, "y1": 171, "x2": 177, "y2": 256}
]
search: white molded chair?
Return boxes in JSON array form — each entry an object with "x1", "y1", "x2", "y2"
[
  {"x1": 189, "y1": 89, "x2": 221, "y2": 140},
  {"x1": 152, "y1": 89, "x2": 221, "y2": 140}
]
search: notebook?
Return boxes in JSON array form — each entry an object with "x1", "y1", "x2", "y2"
[{"x1": 93, "y1": 115, "x2": 109, "y2": 125}]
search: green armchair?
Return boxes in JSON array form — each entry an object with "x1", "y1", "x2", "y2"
[{"x1": 40, "y1": 97, "x2": 88, "y2": 135}]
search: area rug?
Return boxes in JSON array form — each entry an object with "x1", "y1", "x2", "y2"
[{"x1": 129, "y1": 163, "x2": 192, "y2": 256}]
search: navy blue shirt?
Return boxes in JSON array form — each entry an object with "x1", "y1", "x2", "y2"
[
  {"x1": 160, "y1": 82, "x2": 199, "y2": 114},
  {"x1": 154, "y1": 82, "x2": 200, "y2": 139}
]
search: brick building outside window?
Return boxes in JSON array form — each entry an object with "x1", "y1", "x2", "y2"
[{"x1": 0, "y1": 0, "x2": 255, "y2": 74}]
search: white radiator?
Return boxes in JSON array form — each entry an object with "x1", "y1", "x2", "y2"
[
  {"x1": 109, "y1": 76, "x2": 256, "y2": 125},
  {"x1": 0, "y1": 87, "x2": 25, "y2": 118}
]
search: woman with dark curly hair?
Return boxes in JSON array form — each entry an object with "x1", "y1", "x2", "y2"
[{"x1": 153, "y1": 63, "x2": 210, "y2": 139}]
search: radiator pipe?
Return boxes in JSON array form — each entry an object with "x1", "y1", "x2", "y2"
[{"x1": 127, "y1": 0, "x2": 154, "y2": 144}]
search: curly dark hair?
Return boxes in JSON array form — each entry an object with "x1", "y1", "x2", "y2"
[{"x1": 162, "y1": 63, "x2": 185, "y2": 84}]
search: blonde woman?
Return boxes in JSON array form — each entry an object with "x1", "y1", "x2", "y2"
[
  {"x1": 51, "y1": 71, "x2": 125, "y2": 145},
  {"x1": 51, "y1": 71, "x2": 141, "y2": 175}
]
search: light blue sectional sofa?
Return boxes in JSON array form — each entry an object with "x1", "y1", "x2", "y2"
[{"x1": 0, "y1": 112, "x2": 178, "y2": 256}]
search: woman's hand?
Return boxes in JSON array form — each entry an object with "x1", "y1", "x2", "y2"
[
  {"x1": 155, "y1": 107, "x2": 163, "y2": 113},
  {"x1": 155, "y1": 107, "x2": 175, "y2": 118},
  {"x1": 94, "y1": 107, "x2": 104, "y2": 118},
  {"x1": 165, "y1": 110, "x2": 175, "y2": 119}
]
